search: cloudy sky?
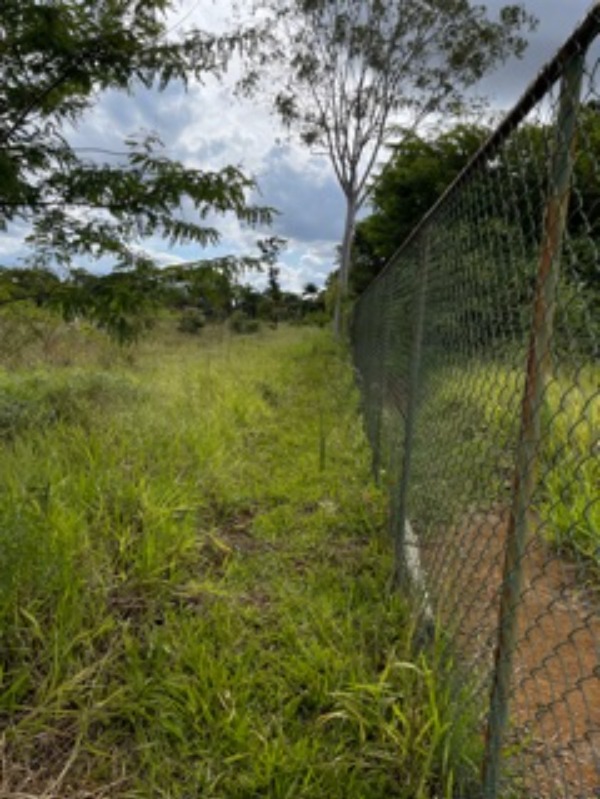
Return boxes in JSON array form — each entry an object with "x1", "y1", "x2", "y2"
[{"x1": 1, "y1": 0, "x2": 595, "y2": 292}]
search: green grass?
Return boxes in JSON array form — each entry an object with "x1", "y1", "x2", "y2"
[
  {"x1": 539, "y1": 371, "x2": 599, "y2": 572},
  {"x1": 405, "y1": 358, "x2": 599, "y2": 575},
  {"x1": 0, "y1": 317, "x2": 480, "y2": 798}
]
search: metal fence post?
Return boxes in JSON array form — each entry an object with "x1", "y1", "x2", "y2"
[
  {"x1": 371, "y1": 283, "x2": 391, "y2": 483},
  {"x1": 481, "y1": 50, "x2": 585, "y2": 799},
  {"x1": 393, "y1": 231, "x2": 430, "y2": 586}
]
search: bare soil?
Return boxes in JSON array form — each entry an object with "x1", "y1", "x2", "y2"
[{"x1": 421, "y1": 507, "x2": 599, "y2": 798}]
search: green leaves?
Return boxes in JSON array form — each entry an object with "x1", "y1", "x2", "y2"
[
  {"x1": 0, "y1": 0, "x2": 272, "y2": 275},
  {"x1": 24, "y1": 134, "x2": 273, "y2": 269},
  {"x1": 350, "y1": 124, "x2": 488, "y2": 293}
]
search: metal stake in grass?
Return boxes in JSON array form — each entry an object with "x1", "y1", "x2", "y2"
[{"x1": 393, "y1": 231, "x2": 429, "y2": 589}]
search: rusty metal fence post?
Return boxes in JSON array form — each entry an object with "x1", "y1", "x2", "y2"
[{"x1": 480, "y1": 49, "x2": 586, "y2": 799}]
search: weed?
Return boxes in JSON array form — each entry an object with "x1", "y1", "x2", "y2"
[
  {"x1": 229, "y1": 309, "x2": 261, "y2": 334},
  {"x1": 0, "y1": 370, "x2": 139, "y2": 441}
]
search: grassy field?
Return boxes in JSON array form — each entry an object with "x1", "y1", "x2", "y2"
[
  {"x1": 408, "y1": 358, "x2": 599, "y2": 577},
  {"x1": 0, "y1": 314, "x2": 480, "y2": 798}
]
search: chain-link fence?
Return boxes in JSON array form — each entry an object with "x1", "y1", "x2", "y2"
[{"x1": 351, "y1": 6, "x2": 599, "y2": 798}]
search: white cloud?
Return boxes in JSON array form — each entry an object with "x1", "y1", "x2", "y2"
[{"x1": 0, "y1": 223, "x2": 31, "y2": 263}]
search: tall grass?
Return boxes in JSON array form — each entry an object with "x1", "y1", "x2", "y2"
[
  {"x1": 541, "y1": 371, "x2": 599, "y2": 571},
  {"x1": 0, "y1": 314, "x2": 480, "y2": 798},
  {"x1": 409, "y1": 358, "x2": 599, "y2": 575}
]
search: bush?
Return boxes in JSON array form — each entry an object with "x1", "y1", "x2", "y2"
[
  {"x1": 229, "y1": 310, "x2": 260, "y2": 334},
  {"x1": 0, "y1": 372, "x2": 138, "y2": 441},
  {"x1": 303, "y1": 310, "x2": 331, "y2": 328},
  {"x1": 177, "y1": 308, "x2": 206, "y2": 334}
]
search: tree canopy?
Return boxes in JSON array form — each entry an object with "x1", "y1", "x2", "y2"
[
  {"x1": 348, "y1": 113, "x2": 600, "y2": 352},
  {"x1": 0, "y1": 0, "x2": 271, "y2": 273},
  {"x1": 359, "y1": 124, "x2": 488, "y2": 262}
]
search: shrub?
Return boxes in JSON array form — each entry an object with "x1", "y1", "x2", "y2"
[
  {"x1": 177, "y1": 308, "x2": 206, "y2": 334},
  {"x1": 229, "y1": 310, "x2": 260, "y2": 334},
  {"x1": 303, "y1": 310, "x2": 331, "y2": 328},
  {"x1": 0, "y1": 372, "x2": 138, "y2": 441}
]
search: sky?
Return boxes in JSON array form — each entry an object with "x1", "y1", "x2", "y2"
[{"x1": 1, "y1": 0, "x2": 595, "y2": 292}]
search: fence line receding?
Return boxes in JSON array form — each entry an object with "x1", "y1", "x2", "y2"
[{"x1": 351, "y1": 5, "x2": 600, "y2": 798}]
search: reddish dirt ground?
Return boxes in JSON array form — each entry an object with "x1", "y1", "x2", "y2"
[{"x1": 421, "y1": 507, "x2": 599, "y2": 798}]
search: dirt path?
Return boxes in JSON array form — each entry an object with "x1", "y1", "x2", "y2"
[{"x1": 422, "y1": 507, "x2": 599, "y2": 798}]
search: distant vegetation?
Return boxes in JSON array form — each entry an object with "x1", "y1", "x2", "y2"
[
  {"x1": 0, "y1": 263, "x2": 331, "y2": 345},
  {"x1": 244, "y1": 0, "x2": 533, "y2": 332}
]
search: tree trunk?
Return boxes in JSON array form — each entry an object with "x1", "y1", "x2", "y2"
[{"x1": 334, "y1": 194, "x2": 357, "y2": 337}]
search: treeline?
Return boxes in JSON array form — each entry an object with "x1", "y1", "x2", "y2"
[{"x1": 0, "y1": 260, "x2": 329, "y2": 343}]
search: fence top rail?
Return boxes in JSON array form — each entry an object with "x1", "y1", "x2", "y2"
[{"x1": 359, "y1": 0, "x2": 600, "y2": 298}]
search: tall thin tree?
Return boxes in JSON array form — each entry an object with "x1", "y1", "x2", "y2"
[{"x1": 244, "y1": 0, "x2": 535, "y2": 333}]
